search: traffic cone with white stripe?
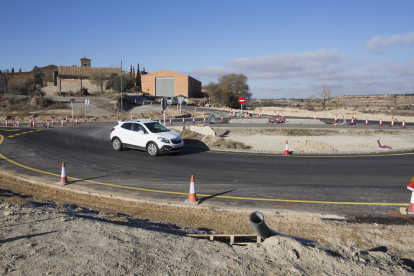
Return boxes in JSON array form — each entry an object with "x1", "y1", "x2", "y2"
[
  {"x1": 350, "y1": 118, "x2": 354, "y2": 125},
  {"x1": 47, "y1": 121, "x2": 50, "y2": 128},
  {"x1": 284, "y1": 140, "x2": 289, "y2": 155},
  {"x1": 407, "y1": 178, "x2": 414, "y2": 213},
  {"x1": 221, "y1": 115, "x2": 224, "y2": 122},
  {"x1": 365, "y1": 118, "x2": 368, "y2": 126},
  {"x1": 158, "y1": 118, "x2": 161, "y2": 124},
  {"x1": 379, "y1": 119, "x2": 382, "y2": 126},
  {"x1": 29, "y1": 119, "x2": 32, "y2": 127},
  {"x1": 307, "y1": 112, "x2": 309, "y2": 117},
  {"x1": 391, "y1": 120, "x2": 394, "y2": 127},
  {"x1": 57, "y1": 161, "x2": 70, "y2": 185},
  {"x1": 61, "y1": 120, "x2": 64, "y2": 127},
  {"x1": 52, "y1": 118, "x2": 55, "y2": 125},
  {"x1": 402, "y1": 120, "x2": 406, "y2": 128},
  {"x1": 203, "y1": 116, "x2": 206, "y2": 123},
  {"x1": 16, "y1": 119, "x2": 20, "y2": 127},
  {"x1": 185, "y1": 175, "x2": 199, "y2": 204},
  {"x1": 192, "y1": 117, "x2": 195, "y2": 124},
  {"x1": 169, "y1": 117, "x2": 172, "y2": 125},
  {"x1": 75, "y1": 117, "x2": 79, "y2": 125},
  {"x1": 5, "y1": 119, "x2": 8, "y2": 126},
  {"x1": 32, "y1": 120, "x2": 36, "y2": 127},
  {"x1": 66, "y1": 116, "x2": 68, "y2": 122},
  {"x1": 182, "y1": 117, "x2": 185, "y2": 124}
]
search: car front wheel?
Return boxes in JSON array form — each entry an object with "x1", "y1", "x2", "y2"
[
  {"x1": 147, "y1": 142, "x2": 159, "y2": 156},
  {"x1": 112, "y1": 138, "x2": 123, "y2": 151}
]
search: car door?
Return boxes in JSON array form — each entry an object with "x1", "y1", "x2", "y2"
[
  {"x1": 118, "y1": 123, "x2": 133, "y2": 144},
  {"x1": 130, "y1": 123, "x2": 148, "y2": 149}
]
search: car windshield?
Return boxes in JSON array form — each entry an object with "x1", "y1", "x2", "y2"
[{"x1": 144, "y1": 122, "x2": 170, "y2": 133}]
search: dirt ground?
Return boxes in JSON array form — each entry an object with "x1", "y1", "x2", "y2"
[
  {"x1": 1, "y1": 94, "x2": 414, "y2": 274},
  {"x1": 1, "y1": 172, "x2": 414, "y2": 275}
]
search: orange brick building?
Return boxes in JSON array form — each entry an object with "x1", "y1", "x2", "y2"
[{"x1": 141, "y1": 70, "x2": 202, "y2": 98}]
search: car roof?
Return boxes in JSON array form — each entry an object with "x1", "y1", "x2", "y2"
[{"x1": 118, "y1": 119, "x2": 155, "y2": 124}]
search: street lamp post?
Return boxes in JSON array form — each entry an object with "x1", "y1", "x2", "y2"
[{"x1": 120, "y1": 61, "x2": 123, "y2": 111}]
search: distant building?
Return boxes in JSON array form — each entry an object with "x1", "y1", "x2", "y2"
[
  {"x1": 55, "y1": 57, "x2": 120, "y2": 92},
  {"x1": 141, "y1": 70, "x2": 202, "y2": 98}
]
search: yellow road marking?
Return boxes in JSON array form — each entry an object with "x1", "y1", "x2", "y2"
[
  {"x1": 0, "y1": 135, "x2": 409, "y2": 206},
  {"x1": 0, "y1": 128, "x2": 21, "y2": 132}
]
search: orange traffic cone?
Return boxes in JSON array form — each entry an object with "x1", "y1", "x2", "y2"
[
  {"x1": 221, "y1": 115, "x2": 224, "y2": 122},
  {"x1": 391, "y1": 120, "x2": 394, "y2": 127},
  {"x1": 192, "y1": 117, "x2": 195, "y2": 124},
  {"x1": 350, "y1": 119, "x2": 354, "y2": 125},
  {"x1": 75, "y1": 117, "x2": 79, "y2": 125},
  {"x1": 61, "y1": 120, "x2": 64, "y2": 127},
  {"x1": 169, "y1": 117, "x2": 172, "y2": 125},
  {"x1": 379, "y1": 119, "x2": 382, "y2": 126},
  {"x1": 365, "y1": 118, "x2": 368, "y2": 126},
  {"x1": 334, "y1": 116, "x2": 337, "y2": 123},
  {"x1": 284, "y1": 140, "x2": 289, "y2": 155},
  {"x1": 16, "y1": 119, "x2": 20, "y2": 127},
  {"x1": 185, "y1": 175, "x2": 199, "y2": 204},
  {"x1": 402, "y1": 120, "x2": 406, "y2": 128},
  {"x1": 32, "y1": 120, "x2": 36, "y2": 127},
  {"x1": 66, "y1": 116, "x2": 68, "y2": 122},
  {"x1": 182, "y1": 118, "x2": 185, "y2": 124},
  {"x1": 47, "y1": 121, "x2": 50, "y2": 128},
  {"x1": 57, "y1": 161, "x2": 70, "y2": 185}
]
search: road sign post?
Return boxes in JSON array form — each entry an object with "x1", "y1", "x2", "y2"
[
  {"x1": 85, "y1": 99, "x2": 90, "y2": 118},
  {"x1": 161, "y1": 97, "x2": 167, "y2": 125},
  {"x1": 177, "y1": 96, "x2": 185, "y2": 116},
  {"x1": 238, "y1": 97, "x2": 246, "y2": 115},
  {"x1": 70, "y1": 98, "x2": 75, "y2": 119}
]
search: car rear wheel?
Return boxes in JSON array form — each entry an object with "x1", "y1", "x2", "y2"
[
  {"x1": 147, "y1": 142, "x2": 159, "y2": 156},
  {"x1": 112, "y1": 138, "x2": 123, "y2": 151}
]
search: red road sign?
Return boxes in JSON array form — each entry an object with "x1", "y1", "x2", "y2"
[{"x1": 238, "y1": 97, "x2": 245, "y2": 104}]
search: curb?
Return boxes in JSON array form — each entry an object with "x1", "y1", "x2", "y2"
[{"x1": 184, "y1": 145, "x2": 414, "y2": 156}]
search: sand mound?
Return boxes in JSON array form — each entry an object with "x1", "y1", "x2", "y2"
[
  {"x1": 290, "y1": 140, "x2": 338, "y2": 152},
  {"x1": 177, "y1": 129, "x2": 248, "y2": 149}
]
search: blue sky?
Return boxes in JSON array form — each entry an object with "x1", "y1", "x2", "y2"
[{"x1": 2, "y1": 0, "x2": 413, "y2": 98}]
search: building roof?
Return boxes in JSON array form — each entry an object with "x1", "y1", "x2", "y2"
[
  {"x1": 80, "y1": 57, "x2": 91, "y2": 60},
  {"x1": 58, "y1": 66, "x2": 121, "y2": 77},
  {"x1": 143, "y1": 70, "x2": 201, "y2": 82}
]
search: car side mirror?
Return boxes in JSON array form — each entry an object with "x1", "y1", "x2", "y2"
[{"x1": 138, "y1": 130, "x2": 144, "y2": 135}]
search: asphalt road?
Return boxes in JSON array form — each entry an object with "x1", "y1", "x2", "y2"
[{"x1": 0, "y1": 122, "x2": 413, "y2": 222}]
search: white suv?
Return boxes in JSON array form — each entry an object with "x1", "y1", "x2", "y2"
[
  {"x1": 110, "y1": 119, "x2": 184, "y2": 156},
  {"x1": 166, "y1": 96, "x2": 178, "y2": 105}
]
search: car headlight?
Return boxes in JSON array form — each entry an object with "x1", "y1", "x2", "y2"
[{"x1": 158, "y1": 137, "x2": 170, "y2": 143}]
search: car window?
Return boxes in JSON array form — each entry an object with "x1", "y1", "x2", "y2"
[
  {"x1": 121, "y1": 123, "x2": 132, "y2": 130},
  {"x1": 144, "y1": 122, "x2": 169, "y2": 133},
  {"x1": 132, "y1": 123, "x2": 146, "y2": 133}
]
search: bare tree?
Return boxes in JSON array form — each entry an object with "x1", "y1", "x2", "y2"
[
  {"x1": 90, "y1": 71, "x2": 108, "y2": 94},
  {"x1": 311, "y1": 87, "x2": 332, "y2": 110}
]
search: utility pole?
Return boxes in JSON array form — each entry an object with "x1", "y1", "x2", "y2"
[{"x1": 120, "y1": 60, "x2": 123, "y2": 111}]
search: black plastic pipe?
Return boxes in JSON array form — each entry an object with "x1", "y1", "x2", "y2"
[{"x1": 249, "y1": 211, "x2": 318, "y2": 246}]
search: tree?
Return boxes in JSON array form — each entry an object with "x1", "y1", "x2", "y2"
[
  {"x1": 130, "y1": 65, "x2": 132, "y2": 76},
  {"x1": 32, "y1": 66, "x2": 44, "y2": 87},
  {"x1": 136, "y1": 63, "x2": 141, "y2": 87},
  {"x1": 203, "y1": 74, "x2": 251, "y2": 108},
  {"x1": 90, "y1": 71, "x2": 108, "y2": 94},
  {"x1": 19, "y1": 68, "x2": 21, "y2": 73},
  {"x1": 311, "y1": 87, "x2": 332, "y2": 110},
  {"x1": 105, "y1": 73, "x2": 135, "y2": 93}
]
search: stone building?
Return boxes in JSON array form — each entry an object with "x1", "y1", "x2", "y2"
[
  {"x1": 55, "y1": 57, "x2": 120, "y2": 93},
  {"x1": 141, "y1": 70, "x2": 202, "y2": 98}
]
